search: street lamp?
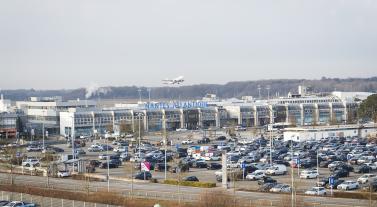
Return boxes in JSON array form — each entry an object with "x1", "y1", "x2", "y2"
[
  {"x1": 71, "y1": 114, "x2": 76, "y2": 172},
  {"x1": 134, "y1": 112, "x2": 145, "y2": 160}
]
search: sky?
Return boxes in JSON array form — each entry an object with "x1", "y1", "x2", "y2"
[{"x1": 0, "y1": 0, "x2": 376, "y2": 90}]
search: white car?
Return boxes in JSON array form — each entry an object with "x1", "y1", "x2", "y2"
[
  {"x1": 57, "y1": 170, "x2": 70, "y2": 178},
  {"x1": 246, "y1": 171, "x2": 265, "y2": 180},
  {"x1": 210, "y1": 156, "x2": 221, "y2": 161},
  {"x1": 357, "y1": 174, "x2": 376, "y2": 184},
  {"x1": 98, "y1": 154, "x2": 110, "y2": 160},
  {"x1": 364, "y1": 163, "x2": 377, "y2": 170},
  {"x1": 300, "y1": 170, "x2": 319, "y2": 179},
  {"x1": 176, "y1": 128, "x2": 188, "y2": 132},
  {"x1": 22, "y1": 158, "x2": 40, "y2": 167},
  {"x1": 181, "y1": 139, "x2": 193, "y2": 145},
  {"x1": 3, "y1": 201, "x2": 36, "y2": 207},
  {"x1": 113, "y1": 146, "x2": 127, "y2": 153},
  {"x1": 88, "y1": 146, "x2": 101, "y2": 152},
  {"x1": 305, "y1": 187, "x2": 327, "y2": 196},
  {"x1": 337, "y1": 180, "x2": 359, "y2": 191},
  {"x1": 270, "y1": 184, "x2": 292, "y2": 193}
]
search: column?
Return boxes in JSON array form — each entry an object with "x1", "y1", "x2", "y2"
[
  {"x1": 180, "y1": 109, "x2": 185, "y2": 129},
  {"x1": 254, "y1": 106, "x2": 258, "y2": 126},
  {"x1": 314, "y1": 104, "x2": 319, "y2": 124},
  {"x1": 300, "y1": 104, "x2": 304, "y2": 126},
  {"x1": 285, "y1": 105, "x2": 289, "y2": 123},
  {"x1": 215, "y1": 107, "x2": 220, "y2": 128}
]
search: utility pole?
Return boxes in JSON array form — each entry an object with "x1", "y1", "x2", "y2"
[
  {"x1": 290, "y1": 140, "x2": 295, "y2": 207},
  {"x1": 106, "y1": 135, "x2": 110, "y2": 192},
  {"x1": 138, "y1": 88, "x2": 142, "y2": 103},
  {"x1": 266, "y1": 85, "x2": 271, "y2": 100},
  {"x1": 147, "y1": 88, "x2": 151, "y2": 103},
  {"x1": 257, "y1": 85, "x2": 261, "y2": 99}
]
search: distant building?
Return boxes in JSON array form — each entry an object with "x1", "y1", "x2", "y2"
[
  {"x1": 332, "y1": 91, "x2": 375, "y2": 101},
  {"x1": 16, "y1": 97, "x2": 96, "y2": 136},
  {"x1": 0, "y1": 112, "x2": 19, "y2": 138},
  {"x1": 0, "y1": 94, "x2": 11, "y2": 112},
  {"x1": 283, "y1": 124, "x2": 377, "y2": 142}
]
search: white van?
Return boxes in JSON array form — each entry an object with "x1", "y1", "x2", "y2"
[{"x1": 265, "y1": 164, "x2": 287, "y2": 175}]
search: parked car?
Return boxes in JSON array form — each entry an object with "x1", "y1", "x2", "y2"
[
  {"x1": 258, "y1": 183, "x2": 277, "y2": 192},
  {"x1": 57, "y1": 170, "x2": 70, "y2": 178},
  {"x1": 3, "y1": 201, "x2": 36, "y2": 207},
  {"x1": 198, "y1": 137, "x2": 210, "y2": 144},
  {"x1": 317, "y1": 177, "x2": 329, "y2": 187},
  {"x1": 270, "y1": 184, "x2": 291, "y2": 193},
  {"x1": 113, "y1": 146, "x2": 128, "y2": 153},
  {"x1": 265, "y1": 165, "x2": 287, "y2": 175},
  {"x1": 258, "y1": 177, "x2": 277, "y2": 185},
  {"x1": 361, "y1": 180, "x2": 377, "y2": 192},
  {"x1": 354, "y1": 165, "x2": 371, "y2": 173},
  {"x1": 325, "y1": 179, "x2": 344, "y2": 189},
  {"x1": 305, "y1": 187, "x2": 327, "y2": 196},
  {"x1": 88, "y1": 146, "x2": 102, "y2": 152},
  {"x1": 181, "y1": 139, "x2": 193, "y2": 145},
  {"x1": 300, "y1": 170, "x2": 319, "y2": 179},
  {"x1": 337, "y1": 180, "x2": 359, "y2": 191},
  {"x1": 357, "y1": 174, "x2": 376, "y2": 184},
  {"x1": 183, "y1": 176, "x2": 199, "y2": 182},
  {"x1": 207, "y1": 163, "x2": 222, "y2": 170},
  {"x1": 21, "y1": 158, "x2": 40, "y2": 167},
  {"x1": 246, "y1": 170, "x2": 265, "y2": 181},
  {"x1": 135, "y1": 171, "x2": 152, "y2": 180},
  {"x1": 99, "y1": 162, "x2": 118, "y2": 169}
]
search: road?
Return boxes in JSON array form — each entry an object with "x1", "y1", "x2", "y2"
[{"x1": 0, "y1": 173, "x2": 370, "y2": 207}]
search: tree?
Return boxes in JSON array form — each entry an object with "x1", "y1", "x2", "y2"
[{"x1": 358, "y1": 94, "x2": 377, "y2": 123}]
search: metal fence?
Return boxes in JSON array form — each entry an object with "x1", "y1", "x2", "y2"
[{"x1": 0, "y1": 191, "x2": 119, "y2": 207}]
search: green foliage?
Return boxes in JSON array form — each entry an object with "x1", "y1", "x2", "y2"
[
  {"x1": 163, "y1": 180, "x2": 216, "y2": 188},
  {"x1": 358, "y1": 94, "x2": 377, "y2": 122}
]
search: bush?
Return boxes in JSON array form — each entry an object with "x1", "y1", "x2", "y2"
[{"x1": 163, "y1": 180, "x2": 216, "y2": 188}]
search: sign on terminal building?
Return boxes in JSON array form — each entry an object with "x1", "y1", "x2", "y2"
[{"x1": 144, "y1": 101, "x2": 208, "y2": 110}]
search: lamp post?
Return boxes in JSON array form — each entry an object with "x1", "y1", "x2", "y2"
[
  {"x1": 71, "y1": 114, "x2": 75, "y2": 172},
  {"x1": 290, "y1": 136, "x2": 295, "y2": 207},
  {"x1": 134, "y1": 112, "x2": 144, "y2": 160},
  {"x1": 106, "y1": 132, "x2": 110, "y2": 192}
]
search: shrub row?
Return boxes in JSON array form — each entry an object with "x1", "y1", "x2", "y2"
[
  {"x1": 0, "y1": 184, "x2": 188, "y2": 207},
  {"x1": 163, "y1": 179, "x2": 216, "y2": 188}
]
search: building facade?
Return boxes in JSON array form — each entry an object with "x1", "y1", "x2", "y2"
[{"x1": 16, "y1": 97, "x2": 96, "y2": 136}]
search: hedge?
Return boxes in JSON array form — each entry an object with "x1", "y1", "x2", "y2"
[{"x1": 163, "y1": 179, "x2": 216, "y2": 188}]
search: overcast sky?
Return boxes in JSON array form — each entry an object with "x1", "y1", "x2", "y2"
[{"x1": 0, "y1": 0, "x2": 376, "y2": 90}]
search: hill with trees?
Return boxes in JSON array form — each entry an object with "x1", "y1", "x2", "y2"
[{"x1": 1, "y1": 77, "x2": 377, "y2": 101}]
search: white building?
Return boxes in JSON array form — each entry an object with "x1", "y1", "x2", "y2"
[
  {"x1": 283, "y1": 124, "x2": 377, "y2": 142},
  {"x1": 16, "y1": 97, "x2": 96, "y2": 135},
  {"x1": 0, "y1": 94, "x2": 11, "y2": 112},
  {"x1": 332, "y1": 91, "x2": 375, "y2": 101}
]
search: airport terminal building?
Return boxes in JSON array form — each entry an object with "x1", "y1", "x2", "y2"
[{"x1": 59, "y1": 94, "x2": 361, "y2": 138}]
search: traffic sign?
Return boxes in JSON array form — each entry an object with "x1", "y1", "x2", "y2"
[
  {"x1": 329, "y1": 177, "x2": 335, "y2": 186},
  {"x1": 141, "y1": 162, "x2": 151, "y2": 172},
  {"x1": 295, "y1": 158, "x2": 301, "y2": 165},
  {"x1": 16, "y1": 152, "x2": 21, "y2": 158},
  {"x1": 241, "y1": 162, "x2": 246, "y2": 169}
]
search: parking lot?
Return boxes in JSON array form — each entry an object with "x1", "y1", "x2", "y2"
[{"x1": 1, "y1": 128, "x2": 377, "y2": 197}]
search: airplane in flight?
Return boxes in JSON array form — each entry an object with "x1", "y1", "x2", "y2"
[{"x1": 162, "y1": 76, "x2": 184, "y2": 85}]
